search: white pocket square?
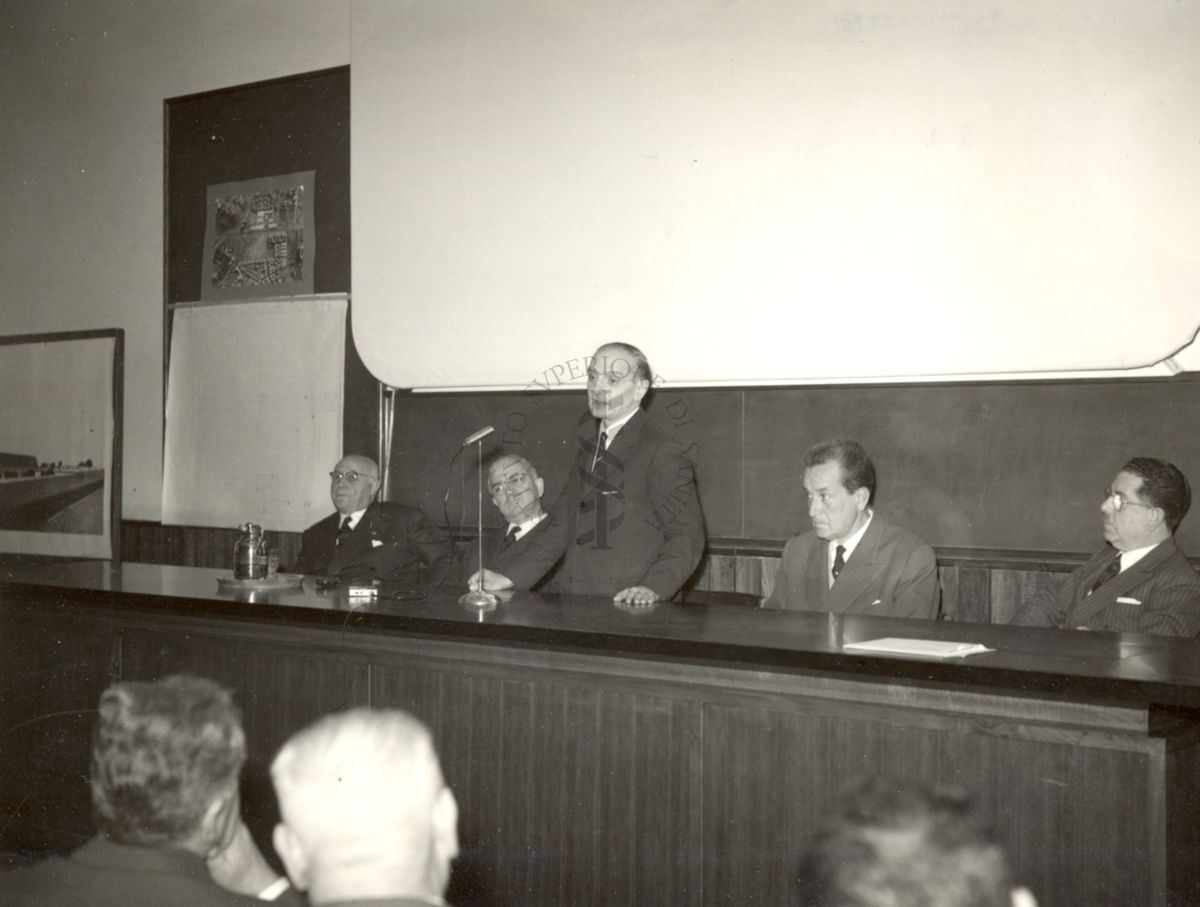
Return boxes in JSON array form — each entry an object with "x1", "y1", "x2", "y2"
[
  {"x1": 371, "y1": 539, "x2": 384, "y2": 548},
  {"x1": 1116, "y1": 596, "x2": 1141, "y2": 605},
  {"x1": 871, "y1": 599, "x2": 883, "y2": 606}
]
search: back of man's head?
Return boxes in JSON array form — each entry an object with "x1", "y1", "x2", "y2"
[
  {"x1": 90, "y1": 674, "x2": 245, "y2": 849},
  {"x1": 270, "y1": 707, "x2": 458, "y2": 904},
  {"x1": 797, "y1": 775, "x2": 1033, "y2": 907}
]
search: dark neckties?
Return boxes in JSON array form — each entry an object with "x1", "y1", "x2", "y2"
[
  {"x1": 590, "y1": 430, "x2": 608, "y2": 472},
  {"x1": 336, "y1": 515, "x2": 353, "y2": 547},
  {"x1": 502, "y1": 526, "x2": 518, "y2": 549},
  {"x1": 1090, "y1": 555, "x2": 1122, "y2": 594},
  {"x1": 831, "y1": 545, "x2": 846, "y2": 583}
]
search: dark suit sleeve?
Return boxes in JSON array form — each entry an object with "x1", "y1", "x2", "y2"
[
  {"x1": 638, "y1": 439, "x2": 705, "y2": 599},
  {"x1": 891, "y1": 542, "x2": 940, "y2": 619},
  {"x1": 404, "y1": 508, "x2": 453, "y2": 581},
  {"x1": 497, "y1": 498, "x2": 569, "y2": 590},
  {"x1": 1127, "y1": 576, "x2": 1200, "y2": 635}
]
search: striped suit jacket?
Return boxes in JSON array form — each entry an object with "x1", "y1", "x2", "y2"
[{"x1": 1011, "y1": 537, "x2": 1200, "y2": 636}]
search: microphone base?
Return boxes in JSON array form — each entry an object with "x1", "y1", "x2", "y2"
[{"x1": 459, "y1": 589, "x2": 499, "y2": 609}]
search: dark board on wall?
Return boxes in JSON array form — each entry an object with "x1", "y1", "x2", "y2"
[
  {"x1": 163, "y1": 66, "x2": 376, "y2": 455},
  {"x1": 391, "y1": 375, "x2": 1200, "y2": 555}
]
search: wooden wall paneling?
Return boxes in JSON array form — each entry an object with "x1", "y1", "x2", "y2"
[
  {"x1": 955, "y1": 565, "x2": 993, "y2": 623},
  {"x1": 0, "y1": 610, "x2": 117, "y2": 855},
  {"x1": 991, "y1": 568, "x2": 1063, "y2": 625},
  {"x1": 701, "y1": 693, "x2": 1157, "y2": 907},
  {"x1": 1160, "y1": 716, "x2": 1200, "y2": 906},
  {"x1": 938, "y1": 565, "x2": 959, "y2": 619},
  {"x1": 370, "y1": 657, "x2": 703, "y2": 907}
]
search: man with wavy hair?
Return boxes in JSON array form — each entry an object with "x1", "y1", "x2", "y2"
[{"x1": 0, "y1": 674, "x2": 296, "y2": 906}]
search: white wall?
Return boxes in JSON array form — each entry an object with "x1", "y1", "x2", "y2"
[{"x1": 0, "y1": 0, "x2": 350, "y2": 520}]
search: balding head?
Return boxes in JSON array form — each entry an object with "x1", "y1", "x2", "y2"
[
  {"x1": 329, "y1": 455, "x2": 381, "y2": 516},
  {"x1": 271, "y1": 708, "x2": 458, "y2": 904}
]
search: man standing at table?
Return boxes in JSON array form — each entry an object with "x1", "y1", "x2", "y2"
[
  {"x1": 470, "y1": 342, "x2": 705, "y2": 605},
  {"x1": 1012, "y1": 457, "x2": 1200, "y2": 635},
  {"x1": 763, "y1": 438, "x2": 939, "y2": 617},
  {"x1": 294, "y1": 454, "x2": 451, "y2": 585}
]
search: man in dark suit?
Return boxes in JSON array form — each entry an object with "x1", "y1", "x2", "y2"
[
  {"x1": 293, "y1": 454, "x2": 450, "y2": 585},
  {"x1": 270, "y1": 708, "x2": 459, "y2": 907},
  {"x1": 763, "y1": 438, "x2": 939, "y2": 617},
  {"x1": 469, "y1": 342, "x2": 705, "y2": 605},
  {"x1": 1012, "y1": 457, "x2": 1200, "y2": 635},
  {"x1": 464, "y1": 453, "x2": 555, "y2": 585},
  {"x1": 0, "y1": 675, "x2": 298, "y2": 906}
]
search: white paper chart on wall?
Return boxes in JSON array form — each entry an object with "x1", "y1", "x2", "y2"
[{"x1": 162, "y1": 296, "x2": 346, "y2": 532}]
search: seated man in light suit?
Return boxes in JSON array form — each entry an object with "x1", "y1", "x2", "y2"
[
  {"x1": 294, "y1": 454, "x2": 451, "y2": 585},
  {"x1": 1012, "y1": 457, "x2": 1200, "y2": 635},
  {"x1": 270, "y1": 707, "x2": 459, "y2": 907},
  {"x1": 468, "y1": 342, "x2": 705, "y2": 605},
  {"x1": 465, "y1": 453, "x2": 556, "y2": 586},
  {"x1": 763, "y1": 438, "x2": 939, "y2": 617}
]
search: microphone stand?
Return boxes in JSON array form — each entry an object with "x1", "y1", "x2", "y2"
[{"x1": 459, "y1": 437, "x2": 499, "y2": 610}]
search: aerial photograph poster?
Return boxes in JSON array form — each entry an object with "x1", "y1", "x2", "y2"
[{"x1": 201, "y1": 170, "x2": 316, "y2": 301}]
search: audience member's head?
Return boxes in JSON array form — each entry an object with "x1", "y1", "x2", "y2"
[
  {"x1": 90, "y1": 674, "x2": 245, "y2": 855},
  {"x1": 329, "y1": 454, "x2": 381, "y2": 516},
  {"x1": 588, "y1": 342, "x2": 652, "y2": 425},
  {"x1": 487, "y1": 453, "x2": 545, "y2": 526},
  {"x1": 797, "y1": 775, "x2": 1036, "y2": 907},
  {"x1": 271, "y1": 707, "x2": 458, "y2": 905},
  {"x1": 802, "y1": 438, "x2": 876, "y2": 543}
]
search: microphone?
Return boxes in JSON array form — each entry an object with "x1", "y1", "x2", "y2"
[{"x1": 461, "y1": 426, "x2": 494, "y2": 447}]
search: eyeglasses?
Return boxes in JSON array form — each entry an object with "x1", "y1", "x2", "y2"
[
  {"x1": 489, "y1": 472, "x2": 531, "y2": 496},
  {"x1": 329, "y1": 470, "x2": 376, "y2": 485},
  {"x1": 1105, "y1": 490, "x2": 1152, "y2": 513}
]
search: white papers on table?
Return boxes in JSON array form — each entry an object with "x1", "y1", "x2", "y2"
[{"x1": 842, "y1": 638, "x2": 993, "y2": 658}]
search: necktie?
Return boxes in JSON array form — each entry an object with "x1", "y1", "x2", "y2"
[
  {"x1": 336, "y1": 515, "x2": 353, "y2": 547},
  {"x1": 590, "y1": 430, "x2": 608, "y2": 473},
  {"x1": 1090, "y1": 555, "x2": 1122, "y2": 594},
  {"x1": 502, "y1": 526, "x2": 518, "y2": 549},
  {"x1": 831, "y1": 545, "x2": 846, "y2": 584}
]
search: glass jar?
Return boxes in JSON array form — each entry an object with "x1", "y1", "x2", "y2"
[{"x1": 232, "y1": 522, "x2": 268, "y2": 580}]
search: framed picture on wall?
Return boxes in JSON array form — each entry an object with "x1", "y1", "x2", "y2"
[{"x1": 0, "y1": 329, "x2": 123, "y2": 561}]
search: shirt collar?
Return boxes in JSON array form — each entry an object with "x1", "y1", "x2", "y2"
[
  {"x1": 829, "y1": 509, "x2": 873, "y2": 561},
  {"x1": 1117, "y1": 541, "x2": 1158, "y2": 572},
  {"x1": 510, "y1": 511, "x2": 546, "y2": 540},
  {"x1": 340, "y1": 507, "x2": 369, "y2": 529},
  {"x1": 600, "y1": 408, "x2": 639, "y2": 443}
]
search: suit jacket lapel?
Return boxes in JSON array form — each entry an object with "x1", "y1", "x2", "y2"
[
  {"x1": 1070, "y1": 540, "x2": 1174, "y2": 626},
  {"x1": 825, "y1": 517, "x2": 887, "y2": 613}
]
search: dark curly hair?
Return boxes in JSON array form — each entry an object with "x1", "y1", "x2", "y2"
[
  {"x1": 90, "y1": 674, "x2": 245, "y2": 846},
  {"x1": 1121, "y1": 457, "x2": 1191, "y2": 532}
]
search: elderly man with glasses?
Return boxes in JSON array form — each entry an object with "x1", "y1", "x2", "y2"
[
  {"x1": 1013, "y1": 457, "x2": 1200, "y2": 635},
  {"x1": 463, "y1": 453, "x2": 555, "y2": 588},
  {"x1": 293, "y1": 454, "x2": 450, "y2": 586}
]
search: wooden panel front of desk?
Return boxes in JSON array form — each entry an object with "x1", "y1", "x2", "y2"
[{"x1": 3, "y1": 600, "x2": 1199, "y2": 907}]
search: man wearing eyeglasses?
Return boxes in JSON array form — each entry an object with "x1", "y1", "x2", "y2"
[
  {"x1": 465, "y1": 453, "x2": 554, "y2": 584},
  {"x1": 1012, "y1": 457, "x2": 1200, "y2": 635},
  {"x1": 293, "y1": 454, "x2": 451, "y2": 585}
]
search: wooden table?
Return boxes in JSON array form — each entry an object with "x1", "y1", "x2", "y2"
[{"x1": 4, "y1": 560, "x2": 1200, "y2": 906}]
